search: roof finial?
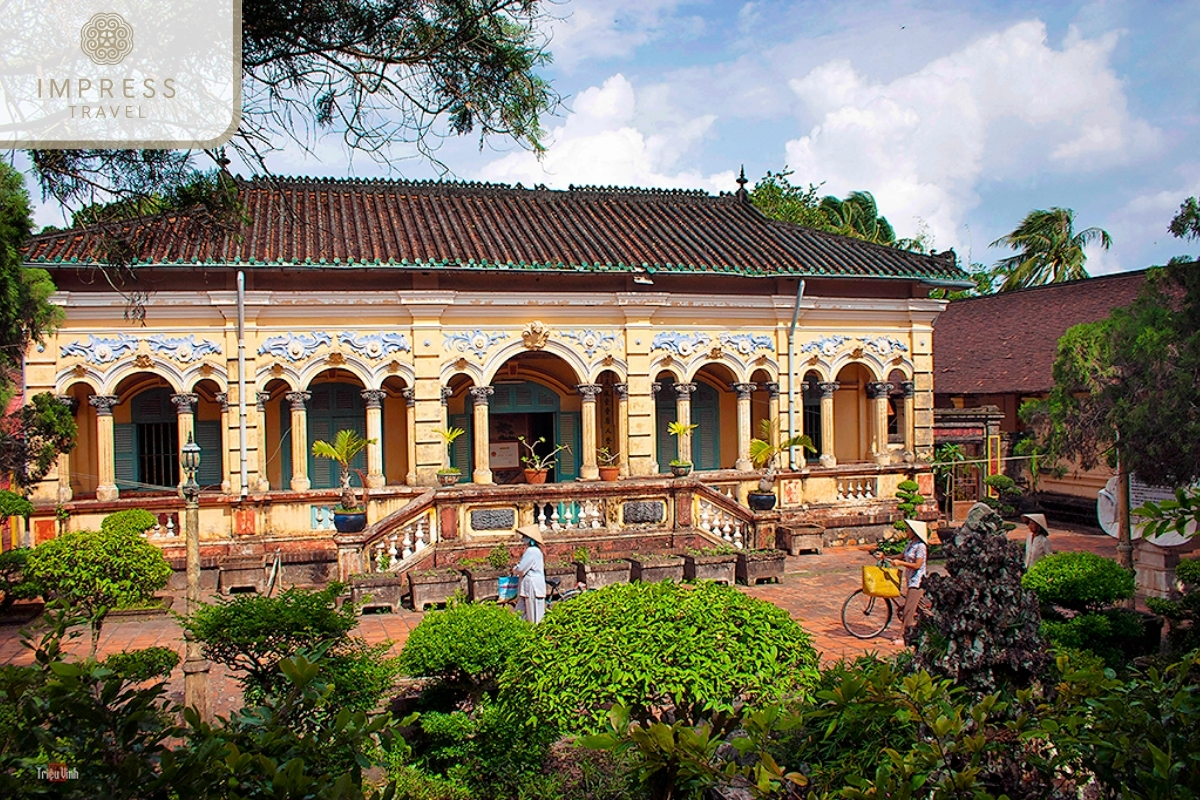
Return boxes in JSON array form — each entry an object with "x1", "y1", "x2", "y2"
[{"x1": 735, "y1": 165, "x2": 749, "y2": 202}]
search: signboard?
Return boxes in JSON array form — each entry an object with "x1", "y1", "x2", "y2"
[
  {"x1": 1097, "y1": 475, "x2": 1198, "y2": 547},
  {"x1": 489, "y1": 441, "x2": 520, "y2": 470},
  {"x1": 985, "y1": 434, "x2": 1001, "y2": 497}
]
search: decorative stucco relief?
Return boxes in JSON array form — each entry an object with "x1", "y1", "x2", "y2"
[
  {"x1": 443, "y1": 329, "x2": 508, "y2": 360},
  {"x1": 800, "y1": 335, "x2": 909, "y2": 358},
  {"x1": 718, "y1": 332, "x2": 774, "y2": 355},
  {"x1": 59, "y1": 334, "x2": 138, "y2": 364},
  {"x1": 258, "y1": 332, "x2": 332, "y2": 362},
  {"x1": 560, "y1": 329, "x2": 618, "y2": 358},
  {"x1": 148, "y1": 334, "x2": 222, "y2": 363},
  {"x1": 339, "y1": 331, "x2": 411, "y2": 359},
  {"x1": 651, "y1": 331, "x2": 711, "y2": 357},
  {"x1": 799, "y1": 335, "x2": 850, "y2": 357},
  {"x1": 862, "y1": 336, "x2": 909, "y2": 356}
]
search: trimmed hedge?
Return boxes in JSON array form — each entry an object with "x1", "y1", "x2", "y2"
[{"x1": 1022, "y1": 551, "x2": 1135, "y2": 612}]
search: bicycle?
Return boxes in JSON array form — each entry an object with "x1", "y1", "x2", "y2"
[
  {"x1": 840, "y1": 551, "x2": 930, "y2": 639},
  {"x1": 545, "y1": 576, "x2": 586, "y2": 608}
]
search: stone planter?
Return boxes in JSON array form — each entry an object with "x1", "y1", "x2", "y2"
[
  {"x1": 350, "y1": 573, "x2": 406, "y2": 613},
  {"x1": 218, "y1": 555, "x2": 265, "y2": 595},
  {"x1": 670, "y1": 463, "x2": 692, "y2": 477},
  {"x1": 737, "y1": 550, "x2": 786, "y2": 585},
  {"x1": 437, "y1": 471, "x2": 462, "y2": 487},
  {"x1": 408, "y1": 570, "x2": 467, "y2": 610},
  {"x1": 545, "y1": 560, "x2": 579, "y2": 588},
  {"x1": 683, "y1": 553, "x2": 737, "y2": 585},
  {"x1": 777, "y1": 524, "x2": 824, "y2": 556},
  {"x1": 464, "y1": 567, "x2": 509, "y2": 602},
  {"x1": 628, "y1": 555, "x2": 685, "y2": 583},
  {"x1": 575, "y1": 560, "x2": 632, "y2": 589},
  {"x1": 747, "y1": 492, "x2": 777, "y2": 511},
  {"x1": 107, "y1": 595, "x2": 175, "y2": 621}
]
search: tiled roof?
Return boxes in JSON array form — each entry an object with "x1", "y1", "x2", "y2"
[
  {"x1": 933, "y1": 270, "x2": 1150, "y2": 395},
  {"x1": 25, "y1": 176, "x2": 965, "y2": 282}
]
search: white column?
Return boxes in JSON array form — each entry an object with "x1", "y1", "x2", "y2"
[
  {"x1": 90, "y1": 395, "x2": 120, "y2": 502},
  {"x1": 818, "y1": 381, "x2": 838, "y2": 468},
  {"x1": 867, "y1": 381, "x2": 893, "y2": 466},
  {"x1": 470, "y1": 386, "x2": 494, "y2": 484},
  {"x1": 901, "y1": 381, "x2": 916, "y2": 460},
  {"x1": 361, "y1": 389, "x2": 387, "y2": 489},
  {"x1": 732, "y1": 382, "x2": 754, "y2": 471},
  {"x1": 675, "y1": 382, "x2": 697, "y2": 464},
  {"x1": 55, "y1": 395, "x2": 76, "y2": 502},
  {"x1": 215, "y1": 392, "x2": 233, "y2": 494},
  {"x1": 578, "y1": 384, "x2": 602, "y2": 480},
  {"x1": 286, "y1": 391, "x2": 311, "y2": 491},
  {"x1": 254, "y1": 392, "x2": 272, "y2": 492},
  {"x1": 402, "y1": 388, "x2": 417, "y2": 486},
  {"x1": 614, "y1": 383, "x2": 630, "y2": 478}
]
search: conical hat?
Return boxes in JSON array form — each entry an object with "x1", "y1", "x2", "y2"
[
  {"x1": 516, "y1": 523, "x2": 545, "y2": 544},
  {"x1": 1022, "y1": 513, "x2": 1050, "y2": 534},
  {"x1": 904, "y1": 519, "x2": 930, "y2": 544}
]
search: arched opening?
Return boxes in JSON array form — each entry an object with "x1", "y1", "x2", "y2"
[
  {"x1": 887, "y1": 369, "x2": 907, "y2": 446},
  {"x1": 113, "y1": 374, "x2": 179, "y2": 493},
  {"x1": 802, "y1": 370, "x2": 823, "y2": 461},
  {"x1": 279, "y1": 371, "x2": 367, "y2": 490},
  {"x1": 834, "y1": 363, "x2": 873, "y2": 464},
  {"x1": 654, "y1": 372, "x2": 721, "y2": 472}
]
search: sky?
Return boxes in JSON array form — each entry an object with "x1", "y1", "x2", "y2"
[{"x1": 28, "y1": 0, "x2": 1200, "y2": 275}]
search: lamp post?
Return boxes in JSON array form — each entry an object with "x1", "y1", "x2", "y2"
[{"x1": 180, "y1": 433, "x2": 209, "y2": 720}]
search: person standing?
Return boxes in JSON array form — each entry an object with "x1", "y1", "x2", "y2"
[
  {"x1": 1023, "y1": 513, "x2": 1053, "y2": 569},
  {"x1": 887, "y1": 519, "x2": 929, "y2": 645},
  {"x1": 513, "y1": 523, "x2": 547, "y2": 624}
]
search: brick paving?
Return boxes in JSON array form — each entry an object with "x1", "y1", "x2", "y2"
[{"x1": 0, "y1": 524, "x2": 1118, "y2": 716}]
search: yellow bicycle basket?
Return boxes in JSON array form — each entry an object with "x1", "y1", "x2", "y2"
[{"x1": 862, "y1": 565, "x2": 903, "y2": 598}]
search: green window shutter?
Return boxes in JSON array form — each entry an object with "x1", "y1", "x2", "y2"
[
  {"x1": 449, "y1": 414, "x2": 472, "y2": 483},
  {"x1": 656, "y1": 398, "x2": 677, "y2": 471},
  {"x1": 308, "y1": 416, "x2": 334, "y2": 489},
  {"x1": 695, "y1": 405, "x2": 719, "y2": 471},
  {"x1": 556, "y1": 412, "x2": 581, "y2": 481},
  {"x1": 279, "y1": 398, "x2": 292, "y2": 490},
  {"x1": 114, "y1": 423, "x2": 136, "y2": 489},
  {"x1": 195, "y1": 422, "x2": 223, "y2": 489}
]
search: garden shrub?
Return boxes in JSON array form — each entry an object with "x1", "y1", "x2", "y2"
[
  {"x1": 103, "y1": 646, "x2": 181, "y2": 682},
  {"x1": 981, "y1": 473, "x2": 1023, "y2": 517},
  {"x1": 0, "y1": 490, "x2": 33, "y2": 521},
  {"x1": 399, "y1": 599, "x2": 531, "y2": 704},
  {"x1": 1023, "y1": 550, "x2": 1136, "y2": 612},
  {"x1": 1041, "y1": 608, "x2": 1158, "y2": 670},
  {"x1": 1146, "y1": 556, "x2": 1200, "y2": 655},
  {"x1": 498, "y1": 581, "x2": 819, "y2": 734},
  {"x1": 99, "y1": 508, "x2": 158, "y2": 536},
  {"x1": 0, "y1": 547, "x2": 41, "y2": 608},
  {"x1": 913, "y1": 502, "x2": 1048, "y2": 695},
  {"x1": 25, "y1": 525, "x2": 172, "y2": 654},
  {"x1": 891, "y1": 479, "x2": 925, "y2": 533}
]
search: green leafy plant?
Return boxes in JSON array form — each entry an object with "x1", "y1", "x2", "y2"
[
  {"x1": 982, "y1": 473, "x2": 1024, "y2": 517},
  {"x1": 517, "y1": 434, "x2": 569, "y2": 471},
  {"x1": 0, "y1": 548, "x2": 40, "y2": 609},
  {"x1": 666, "y1": 420, "x2": 698, "y2": 467},
  {"x1": 1023, "y1": 551, "x2": 1135, "y2": 612},
  {"x1": 932, "y1": 443, "x2": 966, "y2": 511},
  {"x1": 1146, "y1": 558, "x2": 1200, "y2": 656},
  {"x1": 486, "y1": 544, "x2": 512, "y2": 571},
  {"x1": 0, "y1": 392, "x2": 77, "y2": 491},
  {"x1": 571, "y1": 546, "x2": 591, "y2": 564},
  {"x1": 1135, "y1": 486, "x2": 1200, "y2": 542},
  {"x1": 497, "y1": 581, "x2": 820, "y2": 734},
  {"x1": 311, "y1": 428, "x2": 376, "y2": 511},
  {"x1": 100, "y1": 507, "x2": 158, "y2": 536},
  {"x1": 0, "y1": 489, "x2": 33, "y2": 522},
  {"x1": 25, "y1": 520, "x2": 172, "y2": 656},
  {"x1": 103, "y1": 646, "x2": 181, "y2": 682},
  {"x1": 749, "y1": 419, "x2": 814, "y2": 493},
  {"x1": 597, "y1": 446, "x2": 620, "y2": 467},
  {"x1": 891, "y1": 478, "x2": 926, "y2": 534},
  {"x1": 434, "y1": 426, "x2": 465, "y2": 475}
]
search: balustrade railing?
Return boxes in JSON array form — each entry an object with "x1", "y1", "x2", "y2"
[
  {"x1": 370, "y1": 507, "x2": 438, "y2": 572},
  {"x1": 836, "y1": 477, "x2": 878, "y2": 501}
]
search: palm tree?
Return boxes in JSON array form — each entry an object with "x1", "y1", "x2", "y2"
[
  {"x1": 311, "y1": 429, "x2": 375, "y2": 510},
  {"x1": 818, "y1": 191, "x2": 897, "y2": 245},
  {"x1": 990, "y1": 208, "x2": 1112, "y2": 291}
]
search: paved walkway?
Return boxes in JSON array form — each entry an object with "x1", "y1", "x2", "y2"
[{"x1": 0, "y1": 524, "x2": 1117, "y2": 718}]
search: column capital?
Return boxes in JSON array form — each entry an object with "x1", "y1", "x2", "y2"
[
  {"x1": 285, "y1": 391, "x2": 311, "y2": 411},
  {"x1": 256, "y1": 391, "x2": 271, "y2": 411},
  {"x1": 469, "y1": 385, "x2": 495, "y2": 406},
  {"x1": 613, "y1": 382, "x2": 628, "y2": 399},
  {"x1": 731, "y1": 382, "x2": 755, "y2": 400},
  {"x1": 361, "y1": 389, "x2": 387, "y2": 409},
  {"x1": 762, "y1": 381, "x2": 779, "y2": 399},
  {"x1": 171, "y1": 392, "x2": 199, "y2": 414},
  {"x1": 56, "y1": 394, "x2": 79, "y2": 412},
  {"x1": 215, "y1": 392, "x2": 229, "y2": 412},
  {"x1": 866, "y1": 381, "x2": 894, "y2": 400},
  {"x1": 89, "y1": 394, "x2": 119, "y2": 415},
  {"x1": 651, "y1": 381, "x2": 662, "y2": 395},
  {"x1": 401, "y1": 387, "x2": 415, "y2": 405},
  {"x1": 577, "y1": 384, "x2": 602, "y2": 400},
  {"x1": 900, "y1": 381, "x2": 915, "y2": 398},
  {"x1": 818, "y1": 381, "x2": 839, "y2": 399},
  {"x1": 440, "y1": 386, "x2": 455, "y2": 404},
  {"x1": 674, "y1": 382, "x2": 698, "y2": 398}
]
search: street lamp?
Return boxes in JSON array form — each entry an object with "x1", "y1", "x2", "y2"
[{"x1": 180, "y1": 432, "x2": 209, "y2": 720}]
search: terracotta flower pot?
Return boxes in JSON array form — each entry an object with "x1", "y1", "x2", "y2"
[
  {"x1": 524, "y1": 468, "x2": 549, "y2": 484},
  {"x1": 598, "y1": 466, "x2": 620, "y2": 481},
  {"x1": 437, "y1": 471, "x2": 462, "y2": 487}
]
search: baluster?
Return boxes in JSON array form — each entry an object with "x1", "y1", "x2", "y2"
[
  {"x1": 589, "y1": 502, "x2": 602, "y2": 529},
  {"x1": 865, "y1": 479, "x2": 875, "y2": 499},
  {"x1": 722, "y1": 519, "x2": 732, "y2": 543},
  {"x1": 415, "y1": 519, "x2": 427, "y2": 550},
  {"x1": 402, "y1": 529, "x2": 413, "y2": 559},
  {"x1": 387, "y1": 536, "x2": 397, "y2": 563},
  {"x1": 537, "y1": 505, "x2": 547, "y2": 530},
  {"x1": 700, "y1": 504, "x2": 711, "y2": 532},
  {"x1": 166, "y1": 517, "x2": 176, "y2": 537},
  {"x1": 551, "y1": 506, "x2": 561, "y2": 531},
  {"x1": 836, "y1": 481, "x2": 845, "y2": 501},
  {"x1": 733, "y1": 523, "x2": 744, "y2": 550}
]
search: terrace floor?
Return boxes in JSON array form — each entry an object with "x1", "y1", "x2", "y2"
[{"x1": 0, "y1": 524, "x2": 1119, "y2": 720}]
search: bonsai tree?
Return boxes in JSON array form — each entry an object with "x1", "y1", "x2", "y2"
[
  {"x1": 666, "y1": 420, "x2": 698, "y2": 467},
  {"x1": 517, "y1": 435, "x2": 569, "y2": 472},
  {"x1": 434, "y1": 426, "x2": 465, "y2": 475},
  {"x1": 311, "y1": 429, "x2": 375, "y2": 511},
  {"x1": 749, "y1": 419, "x2": 815, "y2": 493}
]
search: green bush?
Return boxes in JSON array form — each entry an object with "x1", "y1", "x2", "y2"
[
  {"x1": 99, "y1": 508, "x2": 158, "y2": 536},
  {"x1": 399, "y1": 600, "x2": 531, "y2": 703},
  {"x1": 103, "y1": 646, "x2": 180, "y2": 682},
  {"x1": 25, "y1": 525, "x2": 172, "y2": 654},
  {"x1": 1177, "y1": 557, "x2": 1200, "y2": 586},
  {"x1": 891, "y1": 479, "x2": 926, "y2": 533},
  {"x1": 981, "y1": 474, "x2": 1023, "y2": 517},
  {"x1": 0, "y1": 490, "x2": 33, "y2": 521},
  {"x1": 1023, "y1": 551, "x2": 1136, "y2": 612},
  {"x1": 0, "y1": 547, "x2": 41, "y2": 608},
  {"x1": 1146, "y1": 557, "x2": 1200, "y2": 655},
  {"x1": 498, "y1": 581, "x2": 820, "y2": 734},
  {"x1": 1041, "y1": 609, "x2": 1158, "y2": 670}
]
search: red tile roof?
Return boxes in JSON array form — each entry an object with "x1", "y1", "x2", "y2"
[
  {"x1": 933, "y1": 270, "x2": 1149, "y2": 395},
  {"x1": 25, "y1": 177, "x2": 965, "y2": 282}
]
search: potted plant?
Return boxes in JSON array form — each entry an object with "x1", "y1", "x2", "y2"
[
  {"x1": 667, "y1": 420, "x2": 698, "y2": 476},
  {"x1": 408, "y1": 567, "x2": 467, "y2": 610},
  {"x1": 736, "y1": 548, "x2": 787, "y2": 585},
  {"x1": 597, "y1": 447, "x2": 621, "y2": 481},
  {"x1": 434, "y1": 426, "x2": 466, "y2": 486},
  {"x1": 748, "y1": 419, "x2": 815, "y2": 511},
  {"x1": 311, "y1": 429, "x2": 376, "y2": 533},
  {"x1": 461, "y1": 544, "x2": 513, "y2": 601},
  {"x1": 571, "y1": 547, "x2": 631, "y2": 589},
  {"x1": 683, "y1": 546, "x2": 738, "y2": 584},
  {"x1": 626, "y1": 552, "x2": 686, "y2": 583},
  {"x1": 518, "y1": 435, "x2": 570, "y2": 484}
]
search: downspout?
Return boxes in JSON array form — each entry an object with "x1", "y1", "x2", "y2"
[
  {"x1": 787, "y1": 279, "x2": 806, "y2": 469},
  {"x1": 237, "y1": 271, "x2": 249, "y2": 499}
]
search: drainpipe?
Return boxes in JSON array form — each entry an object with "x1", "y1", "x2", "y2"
[
  {"x1": 237, "y1": 271, "x2": 249, "y2": 499},
  {"x1": 787, "y1": 279, "x2": 806, "y2": 469}
]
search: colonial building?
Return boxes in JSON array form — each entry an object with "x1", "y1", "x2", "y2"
[{"x1": 20, "y1": 176, "x2": 964, "y2": 577}]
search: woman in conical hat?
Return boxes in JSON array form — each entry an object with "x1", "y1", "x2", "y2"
[
  {"x1": 513, "y1": 524, "x2": 547, "y2": 623},
  {"x1": 1022, "y1": 513, "x2": 1052, "y2": 569},
  {"x1": 886, "y1": 519, "x2": 929, "y2": 645}
]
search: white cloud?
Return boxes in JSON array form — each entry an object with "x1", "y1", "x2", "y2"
[
  {"x1": 545, "y1": 0, "x2": 701, "y2": 71},
  {"x1": 782, "y1": 20, "x2": 1162, "y2": 253},
  {"x1": 476, "y1": 74, "x2": 735, "y2": 193}
]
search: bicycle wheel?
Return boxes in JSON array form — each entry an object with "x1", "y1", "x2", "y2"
[{"x1": 841, "y1": 589, "x2": 893, "y2": 639}]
